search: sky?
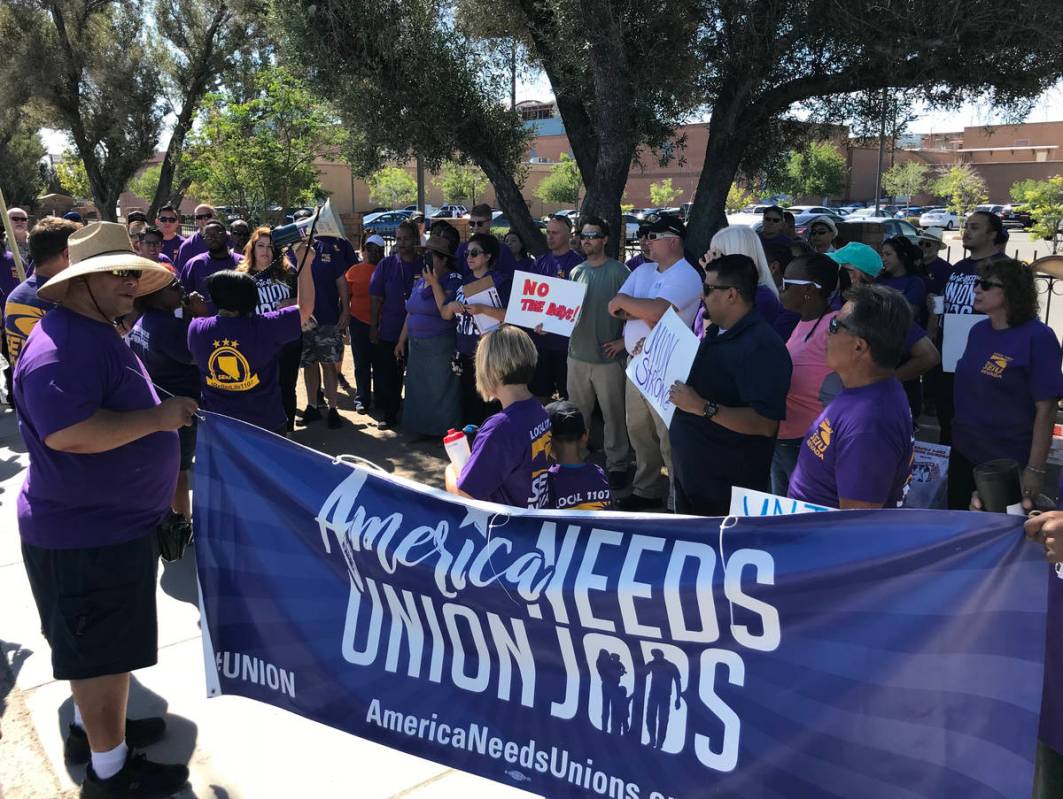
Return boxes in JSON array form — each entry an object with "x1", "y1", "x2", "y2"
[{"x1": 41, "y1": 79, "x2": 1063, "y2": 155}]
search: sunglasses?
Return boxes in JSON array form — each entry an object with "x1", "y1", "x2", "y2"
[
  {"x1": 703, "y1": 283, "x2": 736, "y2": 294},
  {"x1": 194, "y1": 213, "x2": 214, "y2": 220},
  {"x1": 809, "y1": 227, "x2": 832, "y2": 235},
  {"x1": 10, "y1": 216, "x2": 27, "y2": 223},
  {"x1": 468, "y1": 219, "x2": 489, "y2": 228},
  {"x1": 828, "y1": 316, "x2": 854, "y2": 335},
  {"x1": 580, "y1": 232, "x2": 605, "y2": 240},
  {"x1": 647, "y1": 231, "x2": 678, "y2": 240},
  {"x1": 763, "y1": 216, "x2": 783, "y2": 224},
  {"x1": 157, "y1": 216, "x2": 178, "y2": 223},
  {"x1": 975, "y1": 279, "x2": 1005, "y2": 291},
  {"x1": 782, "y1": 278, "x2": 822, "y2": 289},
  {"x1": 467, "y1": 248, "x2": 485, "y2": 257},
  {"x1": 110, "y1": 269, "x2": 143, "y2": 279}
]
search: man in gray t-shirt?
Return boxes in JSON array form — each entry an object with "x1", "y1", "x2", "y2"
[{"x1": 567, "y1": 216, "x2": 631, "y2": 488}]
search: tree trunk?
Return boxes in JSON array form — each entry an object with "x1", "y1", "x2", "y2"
[
  {"x1": 579, "y1": 139, "x2": 630, "y2": 260},
  {"x1": 478, "y1": 156, "x2": 547, "y2": 256}
]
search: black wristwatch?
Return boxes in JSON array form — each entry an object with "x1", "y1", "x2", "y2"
[{"x1": 702, "y1": 400, "x2": 719, "y2": 419}]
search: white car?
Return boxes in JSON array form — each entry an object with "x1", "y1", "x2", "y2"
[{"x1": 919, "y1": 208, "x2": 958, "y2": 230}]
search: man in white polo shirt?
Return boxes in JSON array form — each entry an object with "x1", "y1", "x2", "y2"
[{"x1": 607, "y1": 216, "x2": 703, "y2": 511}]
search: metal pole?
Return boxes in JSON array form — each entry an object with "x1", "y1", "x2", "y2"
[
  {"x1": 415, "y1": 157, "x2": 426, "y2": 213},
  {"x1": 873, "y1": 87, "x2": 887, "y2": 215},
  {"x1": 0, "y1": 187, "x2": 26, "y2": 281},
  {"x1": 510, "y1": 39, "x2": 517, "y2": 110}
]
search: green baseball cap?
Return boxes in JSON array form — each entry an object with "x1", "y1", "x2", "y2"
[{"x1": 827, "y1": 242, "x2": 883, "y2": 278}]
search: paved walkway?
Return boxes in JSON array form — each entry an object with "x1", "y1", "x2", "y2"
[{"x1": 0, "y1": 382, "x2": 536, "y2": 798}]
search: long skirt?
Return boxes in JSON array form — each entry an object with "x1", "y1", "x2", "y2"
[{"x1": 403, "y1": 331, "x2": 461, "y2": 436}]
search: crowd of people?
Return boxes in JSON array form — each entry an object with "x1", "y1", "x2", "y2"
[{"x1": 3, "y1": 195, "x2": 1063, "y2": 796}]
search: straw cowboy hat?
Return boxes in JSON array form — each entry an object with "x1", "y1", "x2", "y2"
[
  {"x1": 38, "y1": 221, "x2": 174, "y2": 303},
  {"x1": 917, "y1": 227, "x2": 948, "y2": 249}
]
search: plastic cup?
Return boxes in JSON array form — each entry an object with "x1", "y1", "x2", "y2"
[{"x1": 973, "y1": 459, "x2": 1023, "y2": 513}]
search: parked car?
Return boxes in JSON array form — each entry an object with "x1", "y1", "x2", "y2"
[
  {"x1": 837, "y1": 218, "x2": 921, "y2": 246},
  {"x1": 1002, "y1": 203, "x2": 1033, "y2": 229},
  {"x1": 972, "y1": 203, "x2": 1006, "y2": 216},
  {"x1": 848, "y1": 205, "x2": 904, "y2": 219},
  {"x1": 491, "y1": 211, "x2": 547, "y2": 235},
  {"x1": 362, "y1": 209, "x2": 413, "y2": 236},
  {"x1": 430, "y1": 204, "x2": 468, "y2": 218},
  {"x1": 919, "y1": 208, "x2": 958, "y2": 230}
]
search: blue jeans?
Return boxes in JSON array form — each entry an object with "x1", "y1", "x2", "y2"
[
  {"x1": 770, "y1": 438, "x2": 802, "y2": 497},
  {"x1": 349, "y1": 318, "x2": 373, "y2": 406}
]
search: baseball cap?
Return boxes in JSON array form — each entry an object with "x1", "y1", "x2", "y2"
[
  {"x1": 63, "y1": 211, "x2": 83, "y2": 223},
  {"x1": 365, "y1": 234, "x2": 386, "y2": 247},
  {"x1": 647, "y1": 215, "x2": 685, "y2": 238},
  {"x1": 827, "y1": 242, "x2": 882, "y2": 278},
  {"x1": 546, "y1": 400, "x2": 586, "y2": 441}
]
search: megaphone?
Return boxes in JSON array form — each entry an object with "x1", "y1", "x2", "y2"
[{"x1": 271, "y1": 200, "x2": 347, "y2": 248}]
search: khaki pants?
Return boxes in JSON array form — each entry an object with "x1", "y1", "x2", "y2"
[
  {"x1": 625, "y1": 379, "x2": 671, "y2": 499},
  {"x1": 566, "y1": 358, "x2": 630, "y2": 473}
]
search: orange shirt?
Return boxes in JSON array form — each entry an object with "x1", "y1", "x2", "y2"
[{"x1": 345, "y1": 260, "x2": 377, "y2": 324}]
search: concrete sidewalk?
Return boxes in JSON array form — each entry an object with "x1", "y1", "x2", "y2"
[{"x1": 0, "y1": 401, "x2": 536, "y2": 799}]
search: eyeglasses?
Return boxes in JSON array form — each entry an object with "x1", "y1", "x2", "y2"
[
  {"x1": 468, "y1": 219, "x2": 489, "y2": 228},
  {"x1": 809, "y1": 227, "x2": 832, "y2": 235},
  {"x1": 763, "y1": 217, "x2": 783, "y2": 224},
  {"x1": 975, "y1": 279, "x2": 1005, "y2": 291},
  {"x1": 157, "y1": 216, "x2": 178, "y2": 223},
  {"x1": 580, "y1": 232, "x2": 604, "y2": 240},
  {"x1": 703, "y1": 283, "x2": 736, "y2": 294},
  {"x1": 10, "y1": 216, "x2": 27, "y2": 223},
  {"x1": 828, "y1": 316, "x2": 854, "y2": 335},
  {"x1": 647, "y1": 232, "x2": 679, "y2": 240},
  {"x1": 194, "y1": 213, "x2": 214, "y2": 221},
  {"x1": 110, "y1": 269, "x2": 142, "y2": 279},
  {"x1": 467, "y1": 248, "x2": 485, "y2": 257},
  {"x1": 782, "y1": 278, "x2": 822, "y2": 289}
]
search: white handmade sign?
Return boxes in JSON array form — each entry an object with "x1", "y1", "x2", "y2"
[
  {"x1": 941, "y1": 313, "x2": 984, "y2": 373},
  {"x1": 504, "y1": 270, "x2": 588, "y2": 337},
  {"x1": 728, "y1": 487, "x2": 835, "y2": 516},
  {"x1": 624, "y1": 306, "x2": 699, "y2": 426}
]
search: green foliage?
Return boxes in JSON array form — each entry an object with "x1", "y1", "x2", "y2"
[
  {"x1": 781, "y1": 142, "x2": 847, "y2": 200},
  {"x1": 56, "y1": 151, "x2": 91, "y2": 200},
  {"x1": 1010, "y1": 175, "x2": 1063, "y2": 253},
  {"x1": 932, "y1": 165, "x2": 988, "y2": 216},
  {"x1": 433, "y1": 161, "x2": 487, "y2": 205},
  {"x1": 620, "y1": 202, "x2": 634, "y2": 214},
  {"x1": 535, "y1": 154, "x2": 582, "y2": 206},
  {"x1": 0, "y1": 115, "x2": 45, "y2": 206},
  {"x1": 183, "y1": 67, "x2": 342, "y2": 220},
  {"x1": 127, "y1": 165, "x2": 162, "y2": 202},
  {"x1": 725, "y1": 184, "x2": 756, "y2": 213},
  {"x1": 882, "y1": 161, "x2": 928, "y2": 201},
  {"x1": 368, "y1": 167, "x2": 417, "y2": 209},
  {"x1": 649, "y1": 178, "x2": 682, "y2": 207}
]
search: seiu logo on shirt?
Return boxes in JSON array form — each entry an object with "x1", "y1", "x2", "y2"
[
  {"x1": 206, "y1": 338, "x2": 260, "y2": 391},
  {"x1": 806, "y1": 418, "x2": 833, "y2": 461},
  {"x1": 980, "y1": 352, "x2": 1011, "y2": 379},
  {"x1": 529, "y1": 423, "x2": 552, "y2": 508}
]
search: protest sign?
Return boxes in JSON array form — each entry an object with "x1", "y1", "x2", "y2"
[
  {"x1": 728, "y1": 487, "x2": 834, "y2": 516},
  {"x1": 505, "y1": 270, "x2": 588, "y2": 337},
  {"x1": 462, "y1": 275, "x2": 503, "y2": 334},
  {"x1": 624, "y1": 307, "x2": 699, "y2": 426},
  {"x1": 903, "y1": 441, "x2": 951, "y2": 509},
  {"x1": 195, "y1": 412, "x2": 1048, "y2": 799},
  {"x1": 942, "y1": 313, "x2": 984, "y2": 372}
]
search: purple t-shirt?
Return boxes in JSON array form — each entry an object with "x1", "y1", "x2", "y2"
[
  {"x1": 754, "y1": 284, "x2": 781, "y2": 325},
  {"x1": 952, "y1": 319, "x2": 1063, "y2": 466},
  {"x1": 0, "y1": 249, "x2": 20, "y2": 303},
  {"x1": 127, "y1": 309, "x2": 199, "y2": 398},
  {"x1": 405, "y1": 274, "x2": 461, "y2": 338},
  {"x1": 161, "y1": 234, "x2": 185, "y2": 264},
  {"x1": 530, "y1": 250, "x2": 584, "y2": 351},
  {"x1": 369, "y1": 252, "x2": 422, "y2": 342},
  {"x1": 176, "y1": 232, "x2": 207, "y2": 272},
  {"x1": 290, "y1": 236, "x2": 357, "y2": 326},
  {"x1": 879, "y1": 273, "x2": 928, "y2": 324},
  {"x1": 455, "y1": 270, "x2": 512, "y2": 355},
  {"x1": 458, "y1": 397, "x2": 552, "y2": 508},
  {"x1": 788, "y1": 377, "x2": 914, "y2": 508},
  {"x1": 625, "y1": 252, "x2": 649, "y2": 271},
  {"x1": 187, "y1": 306, "x2": 302, "y2": 432},
  {"x1": 545, "y1": 463, "x2": 611, "y2": 510},
  {"x1": 180, "y1": 250, "x2": 243, "y2": 302},
  {"x1": 13, "y1": 307, "x2": 180, "y2": 549}
]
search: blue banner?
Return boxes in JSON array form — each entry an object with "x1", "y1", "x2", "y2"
[{"x1": 194, "y1": 412, "x2": 1048, "y2": 799}]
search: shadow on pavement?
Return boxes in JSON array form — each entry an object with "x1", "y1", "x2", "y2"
[
  {"x1": 160, "y1": 543, "x2": 202, "y2": 609},
  {"x1": 0, "y1": 639, "x2": 32, "y2": 737}
]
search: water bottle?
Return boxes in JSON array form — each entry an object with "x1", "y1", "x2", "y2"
[{"x1": 443, "y1": 428, "x2": 471, "y2": 470}]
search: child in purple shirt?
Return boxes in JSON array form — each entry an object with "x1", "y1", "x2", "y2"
[
  {"x1": 544, "y1": 400, "x2": 611, "y2": 510},
  {"x1": 445, "y1": 325, "x2": 552, "y2": 509},
  {"x1": 188, "y1": 245, "x2": 315, "y2": 434}
]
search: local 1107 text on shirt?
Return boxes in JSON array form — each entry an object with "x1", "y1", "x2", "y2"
[
  {"x1": 952, "y1": 318, "x2": 1063, "y2": 466},
  {"x1": 13, "y1": 307, "x2": 180, "y2": 549},
  {"x1": 618, "y1": 259, "x2": 703, "y2": 354},
  {"x1": 458, "y1": 398, "x2": 552, "y2": 509},
  {"x1": 788, "y1": 377, "x2": 914, "y2": 509},
  {"x1": 545, "y1": 463, "x2": 612, "y2": 510},
  {"x1": 187, "y1": 306, "x2": 303, "y2": 433}
]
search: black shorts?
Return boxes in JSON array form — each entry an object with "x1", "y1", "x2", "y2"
[
  {"x1": 22, "y1": 534, "x2": 159, "y2": 680},
  {"x1": 530, "y1": 348, "x2": 568, "y2": 400},
  {"x1": 178, "y1": 417, "x2": 198, "y2": 471}
]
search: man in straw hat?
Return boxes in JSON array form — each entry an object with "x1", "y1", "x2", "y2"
[
  {"x1": 13, "y1": 222, "x2": 197, "y2": 798},
  {"x1": 916, "y1": 226, "x2": 952, "y2": 296}
]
